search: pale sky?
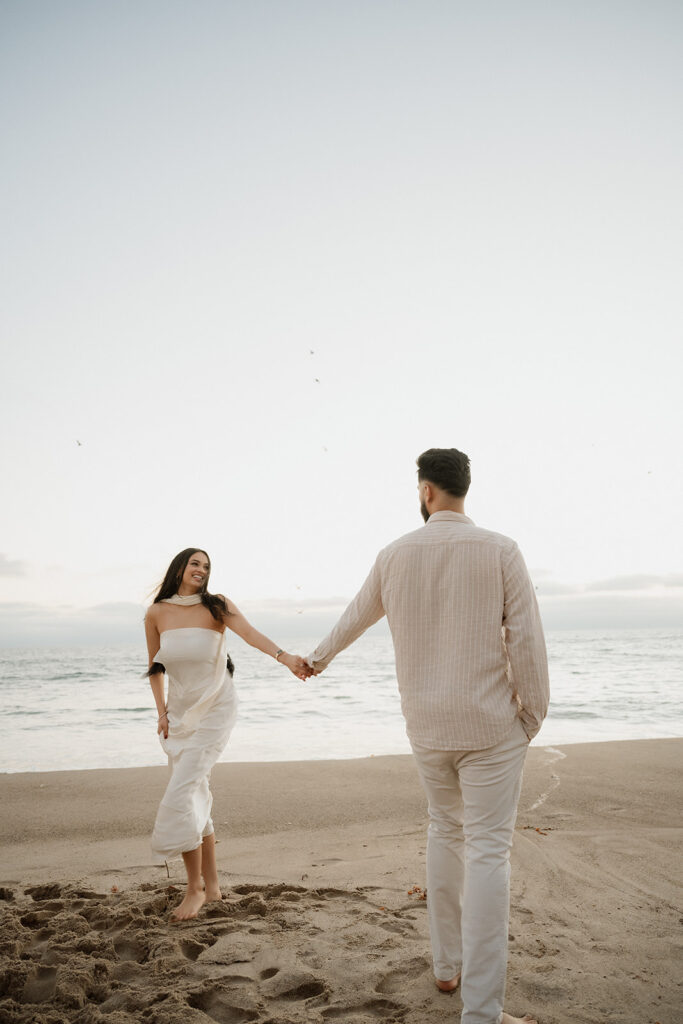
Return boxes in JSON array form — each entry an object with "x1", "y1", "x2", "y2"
[{"x1": 1, "y1": 1, "x2": 682, "y2": 645}]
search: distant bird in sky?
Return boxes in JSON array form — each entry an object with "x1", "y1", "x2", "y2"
[
  {"x1": 75, "y1": 440, "x2": 83, "y2": 446},
  {"x1": 309, "y1": 349, "x2": 315, "y2": 355},
  {"x1": 314, "y1": 378, "x2": 320, "y2": 383}
]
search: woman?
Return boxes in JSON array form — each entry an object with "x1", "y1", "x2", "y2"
[{"x1": 145, "y1": 547, "x2": 309, "y2": 921}]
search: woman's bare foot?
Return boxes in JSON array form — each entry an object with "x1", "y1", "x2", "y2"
[
  {"x1": 170, "y1": 887, "x2": 206, "y2": 921},
  {"x1": 204, "y1": 884, "x2": 223, "y2": 903},
  {"x1": 501, "y1": 1014, "x2": 538, "y2": 1024},
  {"x1": 435, "y1": 973, "x2": 461, "y2": 992}
]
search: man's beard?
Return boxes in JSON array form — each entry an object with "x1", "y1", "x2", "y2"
[{"x1": 420, "y1": 501, "x2": 430, "y2": 523}]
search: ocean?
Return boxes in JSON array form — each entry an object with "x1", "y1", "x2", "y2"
[{"x1": 1, "y1": 629, "x2": 682, "y2": 773}]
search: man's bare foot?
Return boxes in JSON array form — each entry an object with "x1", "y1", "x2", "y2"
[
  {"x1": 170, "y1": 887, "x2": 206, "y2": 921},
  {"x1": 204, "y1": 885, "x2": 222, "y2": 903},
  {"x1": 501, "y1": 1014, "x2": 538, "y2": 1024},
  {"x1": 435, "y1": 973, "x2": 461, "y2": 992}
]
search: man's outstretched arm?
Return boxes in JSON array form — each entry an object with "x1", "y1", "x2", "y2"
[{"x1": 306, "y1": 559, "x2": 385, "y2": 673}]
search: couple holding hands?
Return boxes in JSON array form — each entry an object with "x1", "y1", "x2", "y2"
[{"x1": 144, "y1": 448, "x2": 549, "y2": 1024}]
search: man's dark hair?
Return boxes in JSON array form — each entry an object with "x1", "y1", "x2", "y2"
[{"x1": 416, "y1": 448, "x2": 471, "y2": 498}]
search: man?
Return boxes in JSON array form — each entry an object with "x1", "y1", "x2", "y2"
[{"x1": 307, "y1": 448, "x2": 549, "y2": 1024}]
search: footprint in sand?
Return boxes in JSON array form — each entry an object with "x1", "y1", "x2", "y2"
[
  {"x1": 204, "y1": 892, "x2": 269, "y2": 920},
  {"x1": 27, "y1": 926, "x2": 54, "y2": 952},
  {"x1": 370, "y1": 911, "x2": 416, "y2": 937},
  {"x1": 323, "y1": 996, "x2": 407, "y2": 1019},
  {"x1": 180, "y1": 937, "x2": 209, "y2": 961},
  {"x1": 113, "y1": 934, "x2": 149, "y2": 963},
  {"x1": 24, "y1": 883, "x2": 62, "y2": 901},
  {"x1": 19, "y1": 909, "x2": 54, "y2": 929},
  {"x1": 376, "y1": 956, "x2": 431, "y2": 994},
  {"x1": 260, "y1": 969, "x2": 328, "y2": 1001},
  {"x1": 187, "y1": 986, "x2": 261, "y2": 1023},
  {"x1": 21, "y1": 965, "x2": 58, "y2": 1004}
]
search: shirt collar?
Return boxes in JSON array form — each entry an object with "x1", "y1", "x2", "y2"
[{"x1": 426, "y1": 510, "x2": 475, "y2": 526}]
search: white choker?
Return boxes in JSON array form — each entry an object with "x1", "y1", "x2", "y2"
[{"x1": 162, "y1": 594, "x2": 203, "y2": 605}]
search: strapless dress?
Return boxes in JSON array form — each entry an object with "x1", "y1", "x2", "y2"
[{"x1": 150, "y1": 627, "x2": 238, "y2": 864}]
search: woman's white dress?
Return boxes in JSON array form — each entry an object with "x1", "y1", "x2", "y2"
[{"x1": 151, "y1": 627, "x2": 238, "y2": 864}]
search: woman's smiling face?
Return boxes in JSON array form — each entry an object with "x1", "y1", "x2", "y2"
[{"x1": 181, "y1": 551, "x2": 211, "y2": 591}]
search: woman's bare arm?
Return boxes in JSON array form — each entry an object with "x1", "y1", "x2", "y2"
[
  {"x1": 221, "y1": 597, "x2": 311, "y2": 681},
  {"x1": 145, "y1": 607, "x2": 168, "y2": 737}
]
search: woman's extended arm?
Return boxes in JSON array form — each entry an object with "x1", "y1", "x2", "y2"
[
  {"x1": 145, "y1": 609, "x2": 168, "y2": 738},
  {"x1": 221, "y1": 597, "x2": 310, "y2": 681}
]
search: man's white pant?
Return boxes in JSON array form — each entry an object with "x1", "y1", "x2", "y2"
[{"x1": 411, "y1": 718, "x2": 529, "y2": 1024}]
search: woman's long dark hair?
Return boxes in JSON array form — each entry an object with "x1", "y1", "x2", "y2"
[
  {"x1": 153, "y1": 547, "x2": 229, "y2": 622},
  {"x1": 147, "y1": 547, "x2": 234, "y2": 677}
]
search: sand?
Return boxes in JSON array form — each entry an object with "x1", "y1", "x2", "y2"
[{"x1": 0, "y1": 739, "x2": 681, "y2": 1024}]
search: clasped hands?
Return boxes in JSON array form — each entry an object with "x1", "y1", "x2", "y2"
[{"x1": 278, "y1": 653, "x2": 321, "y2": 682}]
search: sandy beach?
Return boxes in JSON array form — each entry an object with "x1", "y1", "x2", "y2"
[{"x1": 1, "y1": 738, "x2": 680, "y2": 1024}]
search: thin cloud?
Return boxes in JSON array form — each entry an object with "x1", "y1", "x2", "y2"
[
  {"x1": 241, "y1": 596, "x2": 351, "y2": 613},
  {"x1": 533, "y1": 580, "x2": 582, "y2": 596},
  {"x1": 0, "y1": 599, "x2": 369, "y2": 646},
  {"x1": 84, "y1": 602, "x2": 147, "y2": 619},
  {"x1": 533, "y1": 572, "x2": 683, "y2": 596},
  {"x1": 0, "y1": 553, "x2": 27, "y2": 576},
  {"x1": 2, "y1": 582, "x2": 682, "y2": 648},
  {"x1": 538, "y1": 593, "x2": 683, "y2": 630},
  {"x1": 0, "y1": 601, "x2": 144, "y2": 647},
  {"x1": 587, "y1": 574, "x2": 683, "y2": 592}
]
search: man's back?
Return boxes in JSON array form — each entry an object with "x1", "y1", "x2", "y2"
[
  {"x1": 309, "y1": 510, "x2": 549, "y2": 751},
  {"x1": 378, "y1": 510, "x2": 548, "y2": 749}
]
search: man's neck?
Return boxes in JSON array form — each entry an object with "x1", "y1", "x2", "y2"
[{"x1": 430, "y1": 499, "x2": 466, "y2": 515}]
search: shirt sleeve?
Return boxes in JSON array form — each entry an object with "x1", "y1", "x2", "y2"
[
  {"x1": 502, "y1": 542, "x2": 550, "y2": 740},
  {"x1": 306, "y1": 557, "x2": 385, "y2": 671}
]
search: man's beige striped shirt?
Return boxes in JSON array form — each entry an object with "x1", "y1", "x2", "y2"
[{"x1": 308, "y1": 511, "x2": 550, "y2": 750}]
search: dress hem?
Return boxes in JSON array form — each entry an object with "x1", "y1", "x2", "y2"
[{"x1": 150, "y1": 826, "x2": 215, "y2": 865}]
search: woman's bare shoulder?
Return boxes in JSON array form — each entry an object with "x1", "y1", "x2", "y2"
[{"x1": 145, "y1": 603, "x2": 161, "y2": 624}]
